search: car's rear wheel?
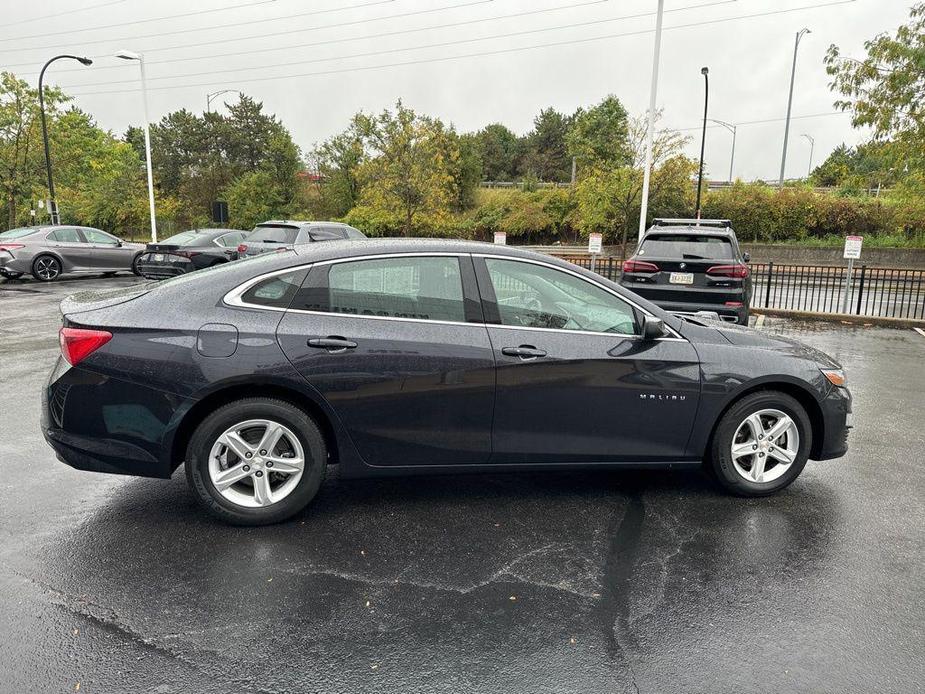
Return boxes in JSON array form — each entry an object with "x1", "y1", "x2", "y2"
[
  {"x1": 131, "y1": 253, "x2": 143, "y2": 276},
  {"x1": 709, "y1": 391, "x2": 811, "y2": 496},
  {"x1": 185, "y1": 398, "x2": 327, "y2": 525},
  {"x1": 32, "y1": 255, "x2": 61, "y2": 281}
]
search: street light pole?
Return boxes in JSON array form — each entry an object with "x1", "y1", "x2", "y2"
[
  {"x1": 708, "y1": 119, "x2": 737, "y2": 183},
  {"x1": 695, "y1": 67, "x2": 709, "y2": 221},
  {"x1": 38, "y1": 54, "x2": 93, "y2": 225},
  {"x1": 778, "y1": 28, "x2": 811, "y2": 188},
  {"x1": 206, "y1": 89, "x2": 238, "y2": 113},
  {"x1": 116, "y1": 50, "x2": 157, "y2": 242},
  {"x1": 801, "y1": 133, "x2": 815, "y2": 178},
  {"x1": 637, "y1": 0, "x2": 665, "y2": 241}
]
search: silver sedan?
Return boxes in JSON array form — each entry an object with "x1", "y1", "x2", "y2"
[{"x1": 0, "y1": 226, "x2": 145, "y2": 281}]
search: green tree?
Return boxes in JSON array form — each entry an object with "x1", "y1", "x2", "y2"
[
  {"x1": 453, "y1": 132, "x2": 482, "y2": 210},
  {"x1": 472, "y1": 123, "x2": 519, "y2": 180},
  {"x1": 520, "y1": 107, "x2": 574, "y2": 182},
  {"x1": 308, "y1": 128, "x2": 365, "y2": 217},
  {"x1": 566, "y1": 95, "x2": 631, "y2": 170}
]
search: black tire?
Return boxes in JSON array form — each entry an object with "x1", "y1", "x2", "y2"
[
  {"x1": 131, "y1": 253, "x2": 143, "y2": 276},
  {"x1": 708, "y1": 390, "x2": 812, "y2": 496},
  {"x1": 185, "y1": 398, "x2": 327, "y2": 525},
  {"x1": 0, "y1": 271, "x2": 23, "y2": 280},
  {"x1": 738, "y1": 310, "x2": 750, "y2": 326},
  {"x1": 32, "y1": 254, "x2": 61, "y2": 281}
]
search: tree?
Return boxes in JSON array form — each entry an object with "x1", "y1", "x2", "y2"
[
  {"x1": 520, "y1": 107, "x2": 573, "y2": 182},
  {"x1": 308, "y1": 128, "x2": 365, "y2": 217},
  {"x1": 472, "y1": 123, "x2": 519, "y2": 180},
  {"x1": 350, "y1": 101, "x2": 458, "y2": 236},
  {"x1": 452, "y1": 132, "x2": 481, "y2": 210},
  {"x1": 825, "y1": 3, "x2": 925, "y2": 163},
  {"x1": 566, "y1": 95, "x2": 631, "y2": 170}
]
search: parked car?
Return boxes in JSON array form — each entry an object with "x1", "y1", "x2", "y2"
[
  {"x1": 619, "y1": 219, "x2": 752, "y2": 325},
  {"x1": 136, "y1": 228, "x2": 249, "y2": 279},
  {"x1": 45, "y1": 240, "x2": 850, "y2": 525},
  {"x1": 0, "y1": 226, "x2": 144, "y2": 281},
  {"x1": 237, "y1": 220, "x2": 365, "y2": 258}
]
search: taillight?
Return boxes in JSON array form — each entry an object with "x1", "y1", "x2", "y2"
[
  {"x1": 0, "y1": 243, "x2": 25, "y2": 253},
  {"x1": 174, "y1": 250, "x2": 201, "y2": 259},
  {"x1": 623, "y1": 260, "x2": 660, "y2": 273},
  {"x1": 237, "y1": 243, "x2": 247, "y2": 254},
  {"x1": 707, "y1": 264, "x2": 749, "y2": 279},
  {"x1": 59, "y1": 327, "x2": 112, "y2": 366}
]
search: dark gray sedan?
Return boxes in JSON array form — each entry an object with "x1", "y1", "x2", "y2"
[
  {"x1": 44, "y1": 240, "x2": 850, "y2": 525},
  {"x1": 0, "y1": 225, "x2": 145, "y2": 281}
]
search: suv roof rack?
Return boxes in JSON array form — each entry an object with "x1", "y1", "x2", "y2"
[{"x1": 651, "y1": 218, "x2": 732, "y2": 229}]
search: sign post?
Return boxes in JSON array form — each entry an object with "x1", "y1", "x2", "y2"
[
  {"x1": 840, "y1": 235, "x2": 863, "y2": 313},
  {"x1": 493, "y1": 231, "x2": 507, "y2": 245},
  {"x1": 588, "y1": 232, "x2": 603, "y2": 274}
]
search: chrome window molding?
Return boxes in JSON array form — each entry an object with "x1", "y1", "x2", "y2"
[{"x1": 222, "y1": 251, "x2": 687, "y2": 342}]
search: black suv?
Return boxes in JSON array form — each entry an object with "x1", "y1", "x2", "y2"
[{"x1": 619, "y1": 219, "x2": 752, "y2": 325}]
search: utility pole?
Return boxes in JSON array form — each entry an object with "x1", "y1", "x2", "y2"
[
  {"x1": 637, "y1": 0, "x2": 665, "y2": 240},
  {"x1": 116, "y1": 50, "x2": 157, "y2": 242},
  {"x1": 778, "y1": 28, "x2": 811, "y2": 188}
]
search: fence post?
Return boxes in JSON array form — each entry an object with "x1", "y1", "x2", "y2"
[
  {"x1": 855, "y1": 265, "x2": 866, "y2": 314},
  {"x1": 764, "y1": 261, "x2": 773, "y2": 308}
]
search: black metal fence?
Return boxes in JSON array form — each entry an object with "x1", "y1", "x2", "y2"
[{"x1": 557, "y1": 256, "x2": 925, "y2": 320}]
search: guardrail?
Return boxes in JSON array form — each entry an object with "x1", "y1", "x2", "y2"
[{"x1": 556, "y1": 256, "x2": 925, "y2": 320}]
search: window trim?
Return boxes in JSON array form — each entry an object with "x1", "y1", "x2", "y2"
[{"x1": 223, "y1": 251, "x2": 684, "y2": 341}]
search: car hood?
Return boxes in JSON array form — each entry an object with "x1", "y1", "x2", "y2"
[{"x1": 709, "y1": 321, "x2": 842, "y2": 368}]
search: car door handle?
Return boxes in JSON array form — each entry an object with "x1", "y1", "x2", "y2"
[
  {"x1": 307, "y1": 336, "x2": 357, "y2": 351},
  {"x1": 501, "y1": 345, "x2": 547, "y2": 359}
]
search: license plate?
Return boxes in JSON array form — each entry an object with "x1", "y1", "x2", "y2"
[
  {"x1": 669, "y1": 272, "x2": 694, "y2": 285},
  {"x1": 152, "y1": 253, "x2": 163, "y2": 262}
]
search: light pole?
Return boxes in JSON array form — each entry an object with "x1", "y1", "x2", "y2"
[
  {"x1": 38, "y1": 54, "x2": 93, "y2": 225},
  {"x1": 801, "y1": 134, "x2": 815, "y2": 178},
  {"x1": 695, "y1": 66, "x2": 709, "y2": 221},
  {"x1": 778, "y1": 28, "x2": 811, "y2": 188},
  {"x1": 116, "y1": 49, "x2": 157, "y2": 242},
  {"x1": 637, "y1": 0, "x2": 665, "y2": 242},
  {"x1": 206, "y1": 89, "x2": 238, "y2": 113},
  {"x1": 708, "y1": 119, "x2": 737, "y2": 183}
]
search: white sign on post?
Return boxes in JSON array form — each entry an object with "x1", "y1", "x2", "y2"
[
  {"x1": 493, "y1": 231, "x2": 507, "y2": 245},
  {"x1": 588, "y1": 232, "x2": 603, "y2": 255},
  {"x1": 843, "y1": 235, "x2": 863, "y2": 259}
]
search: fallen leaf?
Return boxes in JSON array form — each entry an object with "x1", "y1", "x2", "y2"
[
  {"x1": 509, "y1": 596, "x2": 517, "y2": 601},
  {"x1": 267, "y1": 577, "x2": 273, "y2": 582}
]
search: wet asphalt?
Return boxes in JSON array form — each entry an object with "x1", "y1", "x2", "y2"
[{"x1": 1, "y1": 273, "x2": 923, "y2": 694}]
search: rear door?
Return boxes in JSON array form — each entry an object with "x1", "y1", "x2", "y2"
[
  {"x1": 45, "y1": 227, "x2": 92, "y2": 270},
  {"x1": 475, "y1": 255, "x2": 701, "y2": 464},
  {"x1": 83, "y1": 228, "x2": 132, "y2": 270},
  {"x1": 276, "y1": 253, "x2": 495, "y2": 467}
]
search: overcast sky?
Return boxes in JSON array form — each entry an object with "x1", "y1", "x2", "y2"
[{"x1": 0, "y1": 0, "x2": 912, "y2": 181}]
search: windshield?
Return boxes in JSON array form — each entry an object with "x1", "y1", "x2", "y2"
[
  {"x1": 0, "y1": 227, "x2": 41, "y2": 240},
  {"x1": 638, "y1": 234, "x2": 733, "y2": 260},
  {"x1": 160, "y1": 230, "x2": 208, "y2": 246},
  {"x1": 249, "y1": 225, "x2": 298, "y2": 243}
]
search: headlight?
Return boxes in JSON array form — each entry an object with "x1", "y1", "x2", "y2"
[{"x1": 821, "y1": 368, "x2": 847, "y2": 387}]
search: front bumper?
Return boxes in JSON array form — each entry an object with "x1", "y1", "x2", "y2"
[{"x1": 815, "y1": 384, "x2": 852, "y2": 460}]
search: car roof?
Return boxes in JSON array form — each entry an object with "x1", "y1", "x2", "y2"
[
  {"x1": 645, "y1": 226, "x2": 736, "y2": 237},
  {"x1": 257, "y1": 220, "x2": 351, "y2": 228}
]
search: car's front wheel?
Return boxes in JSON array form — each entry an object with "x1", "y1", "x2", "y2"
[
  {"x1": 131, "y1": 253, "x2": 143, "y2": 276},
  {"x1": 185, "y1": 398, "x2": 327, "y2": 525},
  {"x1": 709, "y1": 391, "x2": 811, "y2": 496}
]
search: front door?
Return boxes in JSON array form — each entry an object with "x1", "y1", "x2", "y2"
[
  {"x1": 476, "y1": 256, "x2": 701, "y2": 464},
  {"x1": 83, "y1": 228, "x2": 130, "y2": 270},
  {"x1": 276, "y1": 254, "x2": 495, "y2": 467}
]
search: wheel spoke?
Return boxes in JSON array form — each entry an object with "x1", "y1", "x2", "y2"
[
  {"x1": 750, "y1": 455, "x2": 767, "y2": 482},
  {"x1": 768, "y1": 444, "x2": 795, "y2": 464},
  {"x1": 253, "y1": 473, "x2": 273, "y2": 506},
  {"x1": 765, "y1": 415, "x2": 794, "y2": 443},
  {"x1": 218, "y1": 431, "x2": 253, "y2": 461},
  {"x1": 256, "y1": 422, "x2": 285, "y2": 455},
  {"x1": 745, "y1": 414, "x2": 765, "y2": 440},
  {"x1": 731, "y1": 442, "x2": 755, "y2": 460},
  {"x1": 212, "y1": 463, "x2": 252, "y2": 490},
  {"x1": 267, "y1": 455, "x2": 303, "y2": 474}
]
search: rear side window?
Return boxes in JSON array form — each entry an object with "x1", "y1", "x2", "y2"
[
  {"x1": 249, "y1": 226, "x2": 298, "y2": 244},
  {"x1": 47, "y1": 228, "x2": 82, "y2": 243},
  {"x1": 300, "y1": 256, "x2": 466, "y2": 322},
  {"x1": 638, "y1": 235, "x2": 733, "y2": 260},
  {"x1": 307, "y1": 227, "x2": 343, "y2": 241},
  {"x1": 217, "y1": 233, "x2": 244, "y2": 247},
  {"x1": 160, "y1": 230, "x2": 205, "y2": 246},
  {"x1": 239, "y1": 269, "x2": 307, "y2": 308}
]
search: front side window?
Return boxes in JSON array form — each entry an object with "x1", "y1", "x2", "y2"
[
  {"x1": 47, "y1": 228, "x2": 82, "y2": 243},
  {"x1": 485, "y1": 258, "x2": 638, "y2": 335},
  {"x1": 308, "y1": 256, "x2": 466, "y2": 322},
  {"x1": 83, "y1": 229, "x2": 119, "y2": 245}
]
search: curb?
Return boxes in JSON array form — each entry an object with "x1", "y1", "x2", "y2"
[{"x1": 752, "y1": 307, "x2": 925, "y2": 330}]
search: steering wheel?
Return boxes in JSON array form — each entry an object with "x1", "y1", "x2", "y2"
[{"x1": 521, "y1": 291, "x2": 543, "y2": 313}]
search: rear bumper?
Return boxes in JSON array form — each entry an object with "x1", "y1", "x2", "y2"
[
  {"x1": 0, "y1": 253, "x2": 29, "y2": 274},
  {"x1": 137, "y1": 259, "x2": 192, "y2": 279},
  {"x1": 620, "y1": 281, "x2": 749, "y2": 322}
]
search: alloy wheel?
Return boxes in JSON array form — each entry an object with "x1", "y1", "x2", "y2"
[
  {"x1": 35, "y1": 257, "x2": 60, "y2": 280},
  {"x1": 207, "y1": 419, "x2": 305, "y2": 508},
  {"x1": 730, "y1": 408, "x2": 800, "y2": 483}
]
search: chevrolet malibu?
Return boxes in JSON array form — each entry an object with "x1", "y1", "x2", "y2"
[{"x1": 44, "y1": 240, "x2": 851, "y2": 524}]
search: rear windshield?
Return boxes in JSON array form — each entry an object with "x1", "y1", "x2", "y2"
[
  {"x1": 249, "y1": 225, "x2": 298, "y2": 243},
  {"x1": 0, "y1": 227, "x2": 40, "y2": 240},
  {"x1": 160, "y1": 230, "x2": 208, "y2": 246},
  {"x1": 638, "y1": 234, "x2": 734, "y2": 260}
]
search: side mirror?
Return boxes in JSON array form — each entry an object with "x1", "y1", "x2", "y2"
[
  {"x1": 642, "y1": 315, "x2": 666, "y2": 340},
  {"x1": 742, "y1": 251, "x2": 750, "y2": 262}
]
